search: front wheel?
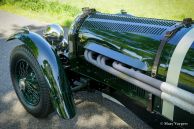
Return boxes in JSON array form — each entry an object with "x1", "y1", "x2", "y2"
[{"x1": 10, "y1": 45, "x2": 52, "y2": 118}]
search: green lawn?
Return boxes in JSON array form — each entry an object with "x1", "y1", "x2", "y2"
[{"x1": 0, "y1": 0, "x2": 194, "y2": 27}]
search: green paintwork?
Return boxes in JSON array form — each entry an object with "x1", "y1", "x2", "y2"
[
  {"x1": 76, "y1": 24, "x2": 159, "y2": 109},
  {"x1": 78, "y1": 28, "x2": 161, "y2": 71},
  {"x1": 72, "y1": 28, "x2": 163, "y2": 110},
  {"x1": 68, "y1": 8, "x2": 96, "y2": 58},
  {"x1": 5, "y1": 9, "x2": 194, "y2": 127},
  {"x1": 74, "y1": 12, "x2": 194, "y2": 126},
  {"x1": 7, "y1": 30, "x2": 75, "y2": 119},
  {"x1": 179, "y1": 45, "x2": 194, "y2": 92}
]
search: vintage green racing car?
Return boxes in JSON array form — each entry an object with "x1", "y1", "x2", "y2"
[{"x1": 6, "y1": 8, "x2": 194, "y2": 129}]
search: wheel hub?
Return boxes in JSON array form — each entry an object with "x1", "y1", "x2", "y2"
[
  {"x1": 19, "y1": 78, "x2": 26, "y2": 91},
  {"x1": 15, "y1": 59, "x2": 40, "y2": 106}
]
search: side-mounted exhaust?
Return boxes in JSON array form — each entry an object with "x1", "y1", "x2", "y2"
[{"x1": 84, "y1": 49, "x2": 194, "y2": 114}]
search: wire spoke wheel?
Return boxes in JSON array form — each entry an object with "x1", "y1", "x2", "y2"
[
  {"x1": 15, "y1": 59, "x2": 40, "y2": 106},
  {"x1": 10, "y1": 45, "x2": 52, "y2": 118}
]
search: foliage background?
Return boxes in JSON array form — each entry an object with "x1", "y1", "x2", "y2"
[{"x1": 0, "y1": 0, "x2": 194, "y2": 27}]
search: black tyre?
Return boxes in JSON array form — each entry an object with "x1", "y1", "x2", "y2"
[{"x1": 10, "y1": 45, "x2": 52, "y2": 118}]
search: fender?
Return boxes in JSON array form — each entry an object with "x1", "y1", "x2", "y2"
[{"x1": 7, "y1": 29, "x2": 75, "y2": 119}]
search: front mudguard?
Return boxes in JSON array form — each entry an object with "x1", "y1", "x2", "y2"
[{"x1": 7, "y1": 30, "x2": 75, "y2": 119}]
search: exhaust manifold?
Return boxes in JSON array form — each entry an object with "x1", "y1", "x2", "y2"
[{"x1": 84, "y1": 49, "x2": 194, "y2": 114}]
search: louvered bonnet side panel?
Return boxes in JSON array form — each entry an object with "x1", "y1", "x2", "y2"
[{"x1": 81, "y1": 13, "x2": 177, "y2": 38}]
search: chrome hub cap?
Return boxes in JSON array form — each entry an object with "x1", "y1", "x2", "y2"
[{"x1": 19, "y1": 78, "x2": 26, "y2": 91}]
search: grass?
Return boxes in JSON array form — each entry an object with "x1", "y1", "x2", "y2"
[{"x1": 0, "y1": 0, "x2": 194, "y2": 27}]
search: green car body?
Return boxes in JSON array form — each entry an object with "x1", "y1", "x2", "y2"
[{"x1": 7, "y1": 8, "x2": 194, "y2": 129}]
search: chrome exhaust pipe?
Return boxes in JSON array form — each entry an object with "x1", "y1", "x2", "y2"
[
  {"x1": 84, "y1": 50, "x2": 194, "y2": 114},
  {"x1": 86, "y1": 50, "x2": 161, "y2": 97},
  {"x1": 161, "y1": 92, "x2": 194, "y2": 114},
  {"x1": 99, "y1": 56, "x2": 161, "y2": 97},
  {"x1": 112, "y1": 61, "x2": 194, "y2": 105}
]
